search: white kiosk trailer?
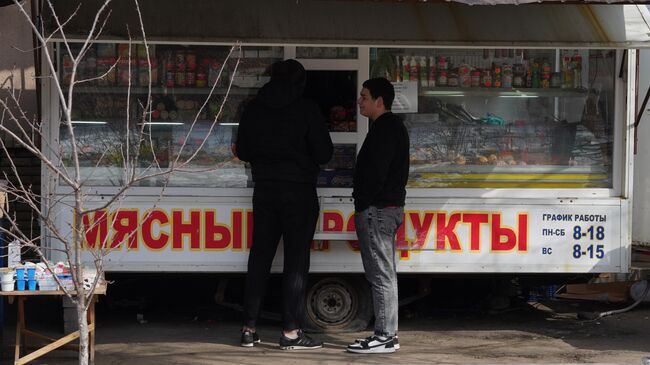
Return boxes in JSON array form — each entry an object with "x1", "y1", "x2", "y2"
[{"x1": 41, "y1": 1, "x2": 650, "y2": 330}]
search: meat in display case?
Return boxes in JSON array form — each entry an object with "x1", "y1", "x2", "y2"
[{"x1": 370, "y1": 48, "x2": 616, "y2": 189}]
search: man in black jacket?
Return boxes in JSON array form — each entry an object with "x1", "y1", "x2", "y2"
[
  {"x1": 347, "y1": 78, "x2": 409, "y2": 354},
  {"x1": 236, "y1": 59, "x2": 333, "y2": 350}
]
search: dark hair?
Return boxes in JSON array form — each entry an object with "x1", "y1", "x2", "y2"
[
  {"x1": 362, "y1": 77, "x2": 394, "y2": 110},
  {"x1": 271, "y1": 59, "x2": 306, "y2": 89}
]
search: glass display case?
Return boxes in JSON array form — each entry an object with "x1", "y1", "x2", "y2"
[
  {"x1": 57, "y1": 43, "x2": 617, "y2": 192},
  {"x1": 57, "y1": 43, "x2": 365, "y2": 189},
  {"x1": 370, "y1": 48, "x2": 616, "y2": 189}
]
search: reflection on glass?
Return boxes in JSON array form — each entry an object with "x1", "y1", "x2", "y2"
[
  {"x1": 59, "y1": 43, "x2": 283, "y2": 187},
  {"x1": 371, "y1": 48, "x2": 615, "y2": 188},
  {"x1": 318, "y1": 144, "x2": 356, "y2": 188}
]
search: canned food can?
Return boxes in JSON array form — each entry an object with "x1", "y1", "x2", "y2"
[
  {"x1": 175, "y1": 50, "x2": 186, "y2": 71},
  {"x1": 186, "y1": 71, "x2": 196, "y2": 87},
  {"x1": 186, "y1": 51, "x2": 197, "y2": 71},
  {"x1": 175, "y1": 70, "x2": 186, "y2": 87},
  {"x1": 437, "y1": 70, "x2": 448, "y2": 86},
  {"x1": 166, "y1": 70, "x2": 175, "y2": 88}
]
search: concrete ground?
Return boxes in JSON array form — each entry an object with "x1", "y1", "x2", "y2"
[{"x1": 2, "y1": 299, "x2": 649, "y2": 365}]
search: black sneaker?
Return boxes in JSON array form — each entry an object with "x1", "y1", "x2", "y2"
[
  {"x1": 279, "y1": 330, "x2": 323, "y2": 350},
  {"x1": 355, "y1": 335, "x2": 399, "y2": 350},
  {"x1": 347, "y1": 335, "x2": 395, "y2": 354},
  {"x1": 240, "y1": 330, "x2": 260, "y2": 347}
]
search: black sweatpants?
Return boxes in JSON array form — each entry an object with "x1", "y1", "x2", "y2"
[{"x1": 242, "y1": 182, "x2": 320, "y2": 331}]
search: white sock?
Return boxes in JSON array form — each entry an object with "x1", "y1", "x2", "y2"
[{"x1": 284, "y1": 332, "x2": 298, "y2": 339}]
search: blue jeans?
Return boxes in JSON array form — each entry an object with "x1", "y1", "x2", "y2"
[{"x1": 355, "y1": 206, "x2": 404, "y2": 337}]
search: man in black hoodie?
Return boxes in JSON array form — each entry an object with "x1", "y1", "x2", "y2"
[
  {"x1": 236, "y1": 59, "x2": 333, "y2": 350},
  {"x1": 347, "y1": 78, "x2": 409, "y2": 354}
]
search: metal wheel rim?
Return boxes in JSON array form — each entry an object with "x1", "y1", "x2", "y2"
[{"x1": 307, "y1": 279, "x2": 359, "y2": 328}]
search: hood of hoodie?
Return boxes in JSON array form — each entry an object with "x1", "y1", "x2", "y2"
[{"x1": 257, "y1": 59, "x2": 306, "y2": 109}]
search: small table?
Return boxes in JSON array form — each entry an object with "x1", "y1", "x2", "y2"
[{"x1": 0, "y1": 286, "x2": 106, "y2": 365}]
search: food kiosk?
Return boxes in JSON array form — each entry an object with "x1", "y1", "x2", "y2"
[{"x1": 41, "y1": 0, "x2": 650, "y2": 330}]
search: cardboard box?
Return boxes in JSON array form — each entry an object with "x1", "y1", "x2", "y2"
[{"x1": 556, "y1": 281, "x2": 632, "y2": 303}]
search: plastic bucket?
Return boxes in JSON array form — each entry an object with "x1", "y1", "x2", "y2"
[
  {"x1": 16, "y1": 279, "x2": 25, "y2": 291},
  {"x1": 1, "y1": 280, "x2": 14, "y2": 292},
  {"x1": 0, "y1": 272, "x2": 13, "y2": 282}
]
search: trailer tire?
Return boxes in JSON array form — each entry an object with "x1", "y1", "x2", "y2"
[{"x1": 304, "y1": 276, "x2": 372, "y2": 333}]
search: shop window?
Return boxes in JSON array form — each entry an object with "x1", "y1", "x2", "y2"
[{"x1": 370, "y1": 48, "x2": 615, "y2": 189}]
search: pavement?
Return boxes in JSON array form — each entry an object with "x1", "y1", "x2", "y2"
[{"x1": 1, "y1": 298, "x2": 650, "y2": 365}]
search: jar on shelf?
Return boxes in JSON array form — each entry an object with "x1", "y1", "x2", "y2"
[
  {"x1": 117, "y1": 59, "x2": 136, "y2": 86},
  {"x1": 540, "y1": 59, "x2": 552, "y2": 89},
  {"x1": 138, "y1": 58, "x2": 158, "y2": 86},
  {"x1": 458, "y1": 63, "x2": 471, "y2": 88},
  {"x1": 447, "y1": 69, "x2": 459, "y2": 87},
  {"x1": 196, "y1": 70, "x2": 207, "y2": 88},
  {"x1": 209, "y1": 61, "x2": 221, "y2": 87},
  {"x1": 175, "y1": 50, "x2": 186, "y2": 71},
  {"x1": 163, "y1": 52, "x2": 175, "y2": 87},
  {"x1": 175, "y1": 69, "x2": 186, "y2": 87},
  {"x1": 550, "y1": 72, "x2": 562, "y2": 88},
  {"x1": 512, "y1": 63, "x2": 525, "y2": 88},
  {"x1": 437, "y1": 70, "x2": 448, "y2": 86},
  {"x1": 493, "y1": 63, "x2": 502, "y2": 88},
  {"x1": 481, "y1": 69, "x2": 492, "y2": 88},
  {"x1": 175, "y1": 50, "x2": 187, "y2": 87},
  {"x1": 186, "y1": 70, "x2": 196, "y2": 87},
  {"x1": 470, "y1": 70, "x2": 481, "y2": 88},
  {"x1": 186, "y1": 50, "x2": 197, "y2": 72},
  {"x1": 436, "y1": 56, "x2": 448, "y2": 71},
  {"x1": 531, "y1": 60, "x2": 540, "y2": 88},
  {"x1": 502, "y1": 63, "x2": 513, "y2": 88}
]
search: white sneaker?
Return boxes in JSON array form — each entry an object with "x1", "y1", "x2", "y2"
[
  {"x1": 354, "y1": 335, "x2": 399, "y2": 350},
  {"x1": 347, "y1": 335, "x2": 395, "y2": 354}
]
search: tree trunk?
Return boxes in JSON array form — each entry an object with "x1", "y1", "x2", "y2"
[{"x1": 77, "y1": 298, "x2": 89, "y2": 365}]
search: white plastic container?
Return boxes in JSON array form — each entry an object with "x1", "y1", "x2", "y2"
[
  {"x1": 1, "y1": 279, "x2": 15, "y2": 291},
  {"x1": 38, "y1": 276, "x2": 59, "y2": 291},
  {"x1": 0, "y1": 271, "x2": 14, "y2": 282}
]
